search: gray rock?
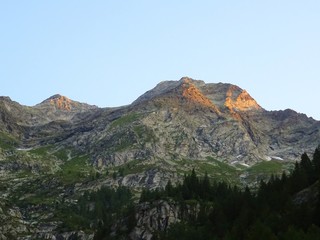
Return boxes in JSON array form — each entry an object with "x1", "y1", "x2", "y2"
[{"x1": 130, "y1": 200, "x2": 200, "y2": 240}]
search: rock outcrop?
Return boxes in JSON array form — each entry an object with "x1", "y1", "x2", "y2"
[{"x1": 130, "y1": 200, "x2": 200, "y2": 240}]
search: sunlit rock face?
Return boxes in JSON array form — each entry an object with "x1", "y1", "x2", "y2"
[
  {"x1": 224, "y1": 87, "x2": 262, "y2": 112},
  {"x1": 181, "y1": 79, "x2": 217, "y2": 109},
  {"x1": 37, "y1": 94, "x2": 98, "y2": 112},
  {"x1": 48, "y1": 94, "x2": 73, "y2": 111}
]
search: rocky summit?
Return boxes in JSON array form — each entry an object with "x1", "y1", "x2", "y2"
[
  {"x1": 0, "y1": 77, "x2": 319, "y2": 239},
  {"x1": 90, "y1": 77, "x2": 319, "y2": 167}
]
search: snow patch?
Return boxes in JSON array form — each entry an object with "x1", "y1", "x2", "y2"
[
  {"x1": 264, "y1": 156, "x2": 272, "y2": 161},
  {"x1": 16, "y1": 148, "x2": 33, "y2": 151},
  {"x1": 240, "y1": 163, "x2": 250, "y2": 167},
  {"x1": 265, "y1": 155, "x2": 284, "y2": 161}
]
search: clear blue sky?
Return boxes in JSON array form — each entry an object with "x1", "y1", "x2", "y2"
[{"x1": 1, "y1": 1, "x2": 319, "y2": 119}]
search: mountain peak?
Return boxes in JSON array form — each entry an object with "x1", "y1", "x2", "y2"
[
  {"x1": 133, "y1": 77, "x2": 201, "y2": 101},
  {"x1": 46, "y1": 94, "x2": 64, "y2": 100},
  {"x1": 0, "y1": 96, "x2": 12, "y2": 102},
  {"x1": 132, "y1": 77, "x2": 219, "y2": 111},
  {"x1": 41, "y1": 94, "x2": 73, "y2": 111},
  {"x1": 36, "y1": 94, "x2": 97, "y2": 113},
  {"x1": 133, "y1": 78, "x2": 262, "y2": 114},
  {"x1": 179, "y1": 76, "x2": 193, "y2": 83}
]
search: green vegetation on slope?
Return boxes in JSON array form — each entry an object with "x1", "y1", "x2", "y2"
[
  {"x1": 109, "y1": 113, "x2": 141, "y2": 129},
  {"x1": 110, "y1": 159, "x2": 157, "y2": 178},
  {"x1": 248, "y1": 160, "x2": 285, "y2": 174},
  {"x1": 0, "y1": 131, "x2": 18, "y2": 149},
  {"x1": 133, "y1": 125, "x2": 157, "y2": 145},
  {"x1": 174, "y1": 158, "x2": 240, "y2": 185},
  {"x1": 59, "y1": 155, "x2": 94, "y2": 184}
]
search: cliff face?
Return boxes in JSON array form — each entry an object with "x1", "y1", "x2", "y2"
[{"x1": 130, "y1": 200, "x2": 200, "y2": 240}]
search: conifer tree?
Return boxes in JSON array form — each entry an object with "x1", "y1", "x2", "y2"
[
  {"x1": 313, "y1": 145, "x2": 320, "y2": 175},
  {"x1": 301, "y1": 152, "x2": 314, "y2": 183}
]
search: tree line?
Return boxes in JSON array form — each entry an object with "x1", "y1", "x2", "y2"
[{"x1": 141, "y1": 147, "x2": 320, "y2": 240}]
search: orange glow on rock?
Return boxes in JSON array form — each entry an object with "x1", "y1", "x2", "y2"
[
  {"x1": 181, "y1": 80, "x2": 220, "y2": 113},
  {"x1": 225, "y1": 86, "x2": 261, "y2": 112},
  {"x1": 50, "y1": 96, "x2": 73, "y2": 111}
]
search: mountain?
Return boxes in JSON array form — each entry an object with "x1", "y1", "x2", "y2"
[
  {"x1": 83, "y1": 77, "x2": 319, "y2": 169},
  {"x1": 1, "y1": 78, "x2": 319, "y2": 172},
  {"x1": 0, "y1": 77, "x2": 320, "y2": 239},
  {"x1": 0, "y1": 94, "x2": 98, "y2": 127},
  {"x1": 34, "y1": 94, "x2": 98, "y2": 120},
  {"x1": 1, "y1": 78, "x2": 319, "y2": 175},
  {"x1": 133, "y1": 78, "x2": 262, "y2": 112}
]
